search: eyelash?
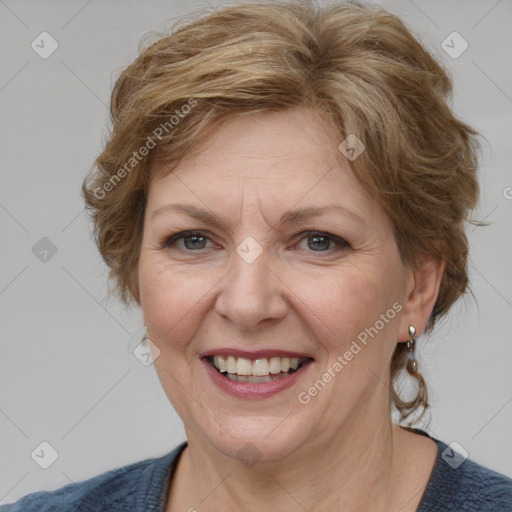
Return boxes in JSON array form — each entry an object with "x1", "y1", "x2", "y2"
[{"x1": 161, "y1": 229, "x2": 350, "y2": 254}]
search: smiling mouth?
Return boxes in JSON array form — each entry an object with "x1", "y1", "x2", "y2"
[{"x1": 205, "y1": 355, "x2": 313, "y2": 383}]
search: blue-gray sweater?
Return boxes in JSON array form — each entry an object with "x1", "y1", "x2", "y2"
[{"x1": 3, "y1": 430, "x2": 511, "y2": 511}]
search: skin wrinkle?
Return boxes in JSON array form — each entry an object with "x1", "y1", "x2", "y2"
[{"x1": 138, "y1": 107, "x2": 442, "y2": 511}]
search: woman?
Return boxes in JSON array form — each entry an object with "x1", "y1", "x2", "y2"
[{"x1": 4, "y1": 1, "x2": 511, "y2": 510}]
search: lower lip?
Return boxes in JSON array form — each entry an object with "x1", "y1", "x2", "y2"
[{"x1": 202, "y1": 358, "x2": 313, "y2": 399}]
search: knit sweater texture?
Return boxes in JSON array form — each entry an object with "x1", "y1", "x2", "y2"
[{"x1": 3, "y1": 429, "x2": 511, "y2": 511}]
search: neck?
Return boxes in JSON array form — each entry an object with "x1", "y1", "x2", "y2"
[{"x1": 168, "y1": 404, "x2": 412, "y2": 511}]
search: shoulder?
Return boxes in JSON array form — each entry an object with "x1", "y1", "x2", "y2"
[
  {"x1": 454, "y1": 457, "x2": 512, "y2": 508},
  {"x1": 1, "y1": 443, "x2": 187, "y2": 512},
  {"x1": 418, "y1": 435, "x2": 512, "y2": 511}
]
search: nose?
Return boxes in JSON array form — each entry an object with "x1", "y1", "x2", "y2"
[{"x1": 214, "y1": 250, "x2": 288, "y2": 330}]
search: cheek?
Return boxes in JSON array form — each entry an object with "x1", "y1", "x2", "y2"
[
  {"x1": 292, "y1": 263, "x2": 401, "y2": 359},
  {"x1": 138, "y1": 254, "x2": 213, "y2": 350}
]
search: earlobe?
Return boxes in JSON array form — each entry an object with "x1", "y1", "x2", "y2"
[{"x1": 398, "y1": 252, "x2": 445, "y2": 342}]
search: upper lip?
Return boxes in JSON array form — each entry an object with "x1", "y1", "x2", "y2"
[{"x1": 200, "y1": 348, "x2": 314, "y2": 360}]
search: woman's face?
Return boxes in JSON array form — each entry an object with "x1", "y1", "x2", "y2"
[{"x1": 138, "y1": 106, "x2": 415, "y2": 462}]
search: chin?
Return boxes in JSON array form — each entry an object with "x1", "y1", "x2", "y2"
[{"x1": 202, "y1": 416, "x2": 311, "y2": 466}]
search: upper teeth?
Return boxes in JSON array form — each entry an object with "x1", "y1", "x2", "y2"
[{"x1": 212, "y1": 355, "x2": 309, "y2": 376}]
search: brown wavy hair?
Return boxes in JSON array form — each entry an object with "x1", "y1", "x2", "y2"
[{"x1": 82, "y1": 0, "x2": 484, "y2": 425}]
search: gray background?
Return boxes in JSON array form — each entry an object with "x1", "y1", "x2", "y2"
[{"x1": 1, "y1": 0, "x2": 511, "y2": 504}]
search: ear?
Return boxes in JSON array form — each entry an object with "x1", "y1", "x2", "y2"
[{"x1": 397, "y1": 244, "x2": 445, "y2": 342}]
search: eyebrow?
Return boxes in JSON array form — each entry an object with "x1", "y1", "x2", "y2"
[{"x1": 151, "y1": 203, "x2": 365, "y2": 228}]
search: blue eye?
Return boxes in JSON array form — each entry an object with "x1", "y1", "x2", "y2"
[
  {"x1": 163, "y1": 230, "x2": 213, "y2": 251},
  {"x1": 162, "y1": 230, "x2": 350, "y2": 254},
  {"x1": 295, "y1": 231, "x2": 349, "y2": 252}
]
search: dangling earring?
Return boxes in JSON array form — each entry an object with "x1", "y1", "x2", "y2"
[{"x1": 406, "y1": 325, "x2": 418, "y2": 373}]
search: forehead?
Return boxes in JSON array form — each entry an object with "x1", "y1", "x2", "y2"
[
  {"x1": 181, "y1": 107, "x2": 341, "y2": 177},
  {"x1": 147, "y1": 107, "x2": 381, "y2": 224}
]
